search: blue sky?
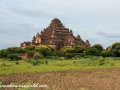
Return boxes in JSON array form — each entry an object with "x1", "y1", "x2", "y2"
[{"x1": 0, "y1": 0, "x2": 120, "y2": 49}]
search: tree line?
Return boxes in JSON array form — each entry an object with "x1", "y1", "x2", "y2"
[{"x1": 0, "y1": 42, "x2": 120, "y2": 60}]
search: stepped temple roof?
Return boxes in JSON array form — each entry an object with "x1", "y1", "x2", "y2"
[{"x1": 20, "y1": 18, "x2": 90, "y2": 50}]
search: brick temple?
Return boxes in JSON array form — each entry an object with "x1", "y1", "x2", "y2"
[{"x1": 20, "y1": 18, "x2": 90, "y2": 50}]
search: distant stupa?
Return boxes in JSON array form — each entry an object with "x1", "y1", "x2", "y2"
[{"x1": 20, "y1": 18, "x2": 90, "y2": 50}]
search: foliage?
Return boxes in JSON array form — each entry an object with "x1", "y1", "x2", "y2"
[
  {"x1": 24, "y1": 46, "x2": 35, "y2": 51},
  {"x1": 7, "y1": 54, "x2": 22, "y2": 60},
  {"x1": 33, "y1": 52, "x2": 44, "y2": 60},
  {"x1": 60, "y1": 46, "x2": 74, "y2": 52},
  {"x1": 6, "y1": 47, "x2": 25, "y2": 54},
  {"x1": 109, "y1": 42, "x2": 120, "y2": 57},
  {"x1": 80, "y1": 57, "x2": 107, "y2": 66},
  {"x1": 35, "y1": 45, "x2": 51, "y2": 57},
  {"x1": 15, "y1": 61, "x2": 19, "y2": 65},
  {"x1": 45, "y1": 60, "x2": 48, "y2": 65},
  {"x1": 0, "y1": 49, "x2": 8, "y2": 58},
  {"x1": 51, "y1": 51, "x2": 62, "y2": 56},
  {"x1": 47, "y1": 46, "x2": 54, "y2": 51},
  {"x1": 45, "y1": 56, "x2": 61, "y2": 60},
  {"x1": 85, "y1": 47, "x2": 101, "y2": 56},
  {"x1": 100, "y1": 50, "x2": 109, "y2": 57},
  {"x1": 92, "y1": 44, "x2": 103, "y2": 51},
  {"x1": 73, "y1": 46, "x2": 85, "y2": 53},
  {"x1": 65, "y1": 53, "x2": 74, "y2": 59},
  {"x1": 97, "y1": 57, "x2": 106, "y2": 65},
  {"x1": 32, "y1": 60, "x2": 40, "y2": 65}
]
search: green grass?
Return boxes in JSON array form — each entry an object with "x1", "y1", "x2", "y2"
[{"x1": 0, "y1": 58, "x2": 120, "y2": 74}]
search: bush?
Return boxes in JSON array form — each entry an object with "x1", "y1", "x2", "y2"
[
  {"x1": 97, "y1": 57, "x2": 106, "y2": 65},
  {"x1": 60, "y1": 46, "x2": 74, "y2": 53},
  {"x1": 31, "y1": 60, "x2": 40, "y2": 66},
  {"x1": 109, "y1": 42, "x2": 120, "y2": 57},
  {"x1": 86, "y1": 47, "x2": 101, "y2": 56},
  {"x1": 92, "y1": 44, "x2": 103, "y2": 51},
  {"x1": 15, "y1": 61, "x2": 19, "y2": 65},
  {"x1": 65, "y1": 53, "x2": 74, "y2": 59},
  {"x1": 7, "y1": 54, "x2": 22, "y2": 60},
  {"x1": 35, "y1": 45, "x2": 51, "y2": 57},
  {"x1": 0, "y1": 49, "x2": 8, "y2": 58},
  {"x1": 45, "y1": 60, "x2": 48, "y2": 65},
  {"x1": 101, "y1": 50, "x2": 109, "y2": 57},
  {"x1": 33, "y1": 52, "x2": 44, "y2": 60},
  {"x1": 73, "y1": 46, "x2": 85, "y2": 53}
]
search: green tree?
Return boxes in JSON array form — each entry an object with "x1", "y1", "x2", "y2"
[
  {"x1": 35, "y1": 45, "x2": 51, "y2": 57},
  {"x1": 73, "y1": 46, "x2": 85, "y2": 53},
  {"x1": 65, "y1": 53, "x2": 74, "y2": 59},
  {"x1": 24, "y1": 46, "x2": 35, "y2": 54},
  {"x1": 92, "y1": 44, "x2": 103, "y2": 51},
  {"x1": 86, "y1": 47, "x2": 101, "y2": 56},
  {"x1": 6, "y1": 47, "x2": 25, "y2": 54},
  {"x1": 7, "y1": 54, "x2": 21, "y2": 60},
  {"x1": 60, "y1": 46, "x2": 74, "y2": 53},
  {"x1": 0, "y1": 49, "x2": 8, "y2": 59},
  {"x1": 109, "y1": 42, "x2": 120, "y2": 57},
  {"x1": 100, "y1": 50, "x2": 109, "y2": 57}
]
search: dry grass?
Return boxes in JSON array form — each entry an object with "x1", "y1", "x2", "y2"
[{"x1": 0, "y1": 68, "x2": 120, "y2": 90}]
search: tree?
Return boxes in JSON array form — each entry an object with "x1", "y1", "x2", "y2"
[
  {"x1": 6, "y1": 47, "x2": 25, "y2": 54},
  {"x1": 92, "y1": 44, "x2": 103, "y2": 51},
  {"x1": 0, "y1": 49, "x2": 8, "y2": 59},
  {"x1": 24, "y1": 45, "x2": 35, "y2": 51},
  {"x1": 73, "y1": 46, "x2": 85, "y2": 53},
  {"x1": 35, "y1": 45, "x2": 51, "y2": 57},
  {"x1": 109, "y1": 42, "x2": 120, "y2": 57},
  {"x1": 86, "y1": 47, "x2": 101, "y2": 56},
  {"x1": 60, "y1": 46, "x2": 74, "y2": 53},
  {"x1": 24, "y1": 46, "x2": 35, "y2": 54},
  {"x1": 65, "y1": 53, "x2": 74, "y2": 59},
  {"x1": 7, "y1": 54, "x2": 21, "y2": 60},
  {"x1": 100, "y1": 50, "x2": 109, "y2": 57}
]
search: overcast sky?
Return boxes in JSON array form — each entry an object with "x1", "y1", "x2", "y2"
[{"x1": 0, "y1": 0, "x2": 120, "y2": 49}]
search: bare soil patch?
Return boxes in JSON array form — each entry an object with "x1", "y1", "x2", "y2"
[{"x1": 0, "y1": 68, "x2": 120, "y2": 90}]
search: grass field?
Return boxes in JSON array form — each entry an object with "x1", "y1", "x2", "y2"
[{"x1": 0, "y1": 57, "x2": 120, "y2": 74}]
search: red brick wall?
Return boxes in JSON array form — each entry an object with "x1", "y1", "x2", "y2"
[{"x1": 18, "y1": 53, "x2": 33, "y2": 59}]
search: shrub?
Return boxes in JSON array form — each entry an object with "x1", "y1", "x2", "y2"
[
  {"x1": 33, "y1": 52, "x2": 44, "y2": 60},
  {"x1": 15, "y1": 61, "x2": 19, "y2": 65},
  {"x1": 97, "y1": 57, "x2": 106, "y2": 65},
  {"x1": 65, "y1": 53, "x2": 74, "y2": 59},
  {"x1": 109, "y1": 42, "x2": 120, "y2": 57},
  {"x1": 47, "y1": 46, "x2": 54, "y2": 51},
  {"x1": 0, "y1": 49, "x2": 8, "y2": 58},
  {"x1": 101, "y1": 50, "x2": 109, "y2": 57},
  {"x1": 35, "y1": 45, "x2": 51, "y2": 57},
  {"x1": 45, "y1": 60, "x2": 48, "y2": 65},
  {"x1": 86, "y1": 47, "x2": 101, "y2": 56},
  {"x1": 92, "y1": 44, "x2": 103, "y2": 51},
  {"x1": 31, "y1": 60, "x2": 40, "y2": 66},
  {"x1": 7, "y1": 54, "x2": 22, "y2": 60},
  {"x1": 60, "y1": 46, "x2": 74, "y2": 53},
  {"x1": 73, "y1": 46, "x2": 85, "y2": 53}
]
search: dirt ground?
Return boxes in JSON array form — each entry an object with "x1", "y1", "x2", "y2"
[{"x1": 0, "y1": 68, "x2": 120, "y2": 90}]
